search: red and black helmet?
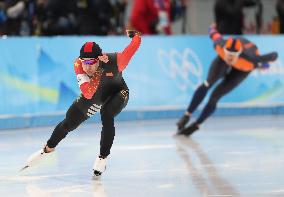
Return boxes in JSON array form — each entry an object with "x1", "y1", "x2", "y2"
[{"x1": 79, "y1": 42, "x2": 102, "y2": 58}]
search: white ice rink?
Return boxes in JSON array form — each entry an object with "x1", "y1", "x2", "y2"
[{"x1": 0, "y1": 116, "x2": 284, "y2": 197}]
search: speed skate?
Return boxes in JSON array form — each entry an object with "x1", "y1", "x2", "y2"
[
  {"x1": 20, "y1": 148, "x2": 54, "y2": 171},
  {"x1": 93, "y1": 156, "x2": 107, "y2": 177}
]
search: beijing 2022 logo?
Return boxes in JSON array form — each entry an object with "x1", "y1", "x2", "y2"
[{"x1": 158, "y1": 48, "x2": 203, "y2": 91}]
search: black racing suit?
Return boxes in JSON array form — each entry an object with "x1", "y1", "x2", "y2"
[
  {"x1": 186, "y1": 36, "x2": 277, "y2": 124},
  {"x1": 47, "y1": 53, "x2": 129, "y2": 157}
]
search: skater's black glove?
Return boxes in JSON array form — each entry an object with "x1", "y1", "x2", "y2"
[
  {"x1": 126, "y1": 29, "x2": 141, "y2": 38},
  {"x1": 258, "y1": 52, "x2": 278, "y2": 63},
  {"x1": 268, "y1": 52, "x2": 278, "y2": 62}
]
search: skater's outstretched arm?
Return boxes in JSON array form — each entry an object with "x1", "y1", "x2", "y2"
[
  {"x1": 252, "y1": 52, "x2": 278, "y2": 69},
  {"x1": 240, "y1": 43, "x2": 278, "y2": 69},
  {"x1": 117, "y1": 31, "x2": 141, "y2": 72}
]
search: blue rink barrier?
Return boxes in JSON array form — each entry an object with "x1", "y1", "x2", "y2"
[
  {"x1": 1, "y1": 104, "x2": 284, "y2": 129},
  {"x1": 0, "y1": 35, "x2": 284, "y2": 129}
]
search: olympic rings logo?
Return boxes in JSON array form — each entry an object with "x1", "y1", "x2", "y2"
[{"x1": 158, "y1": 48, "x2": 203, "y2": 91}]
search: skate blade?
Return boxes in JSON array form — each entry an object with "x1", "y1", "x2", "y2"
[
  {"x1": 93, "y1": 175, "x2": 101, "y2": 180},
  {"x1": 93, "y1": 174, "x2": 102, "y2": 181},
  {"x1": 19, "y1": 165, "x2": 29, "y2": 172}
]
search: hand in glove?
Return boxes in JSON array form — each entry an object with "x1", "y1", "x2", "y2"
[{"x1": 126, "y1": 29, "x2": 141, "y2": 38}]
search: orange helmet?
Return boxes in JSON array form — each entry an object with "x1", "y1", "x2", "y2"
[{"x1": 224, "y1": 38, "x2": 242, "y2": 55}]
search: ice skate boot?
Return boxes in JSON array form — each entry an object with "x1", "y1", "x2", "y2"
[
  {"x1": 176, "y1": 114, "x2": 190, "y2": 131},
  {"x1": 177, "y1": 122, "x2": 199, "y2": 137},
  {"x1": 93, "y1": 156, "x2": 107, "y2": 177}
]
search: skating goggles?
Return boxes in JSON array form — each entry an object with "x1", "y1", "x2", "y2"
[
  {"x1": 224, "y1": 47, "x2": 242, "y2": 56},
  {"x1": 80, "y1": 58, "x2": 99, "y2": 65}
]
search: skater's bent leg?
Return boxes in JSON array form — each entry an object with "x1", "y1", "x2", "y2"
[
  {"x1": 186, "y1": 57, "x2": 227, "y2": 114},
  {"x1": 187, "y1": 81, "x2": 210, "y2": 113},
  {"x1": 196, "y1": 83, "x2": 231, "y2": 124},
  {"x1": 196, "y1": 70, "x2": 249, "y2": 124},
  {"x1": 177, "y1": 81, "x2": 211, "y2": 130},
  {"x1": 100, "y1": 89, "x2": 129, "y2": 157},
  {"x1": 47, "y1": 104, "x2": 87, "y2": 148},
  {"x1": 100, "y1": 112, "x2": 115, "y2": 158}
]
